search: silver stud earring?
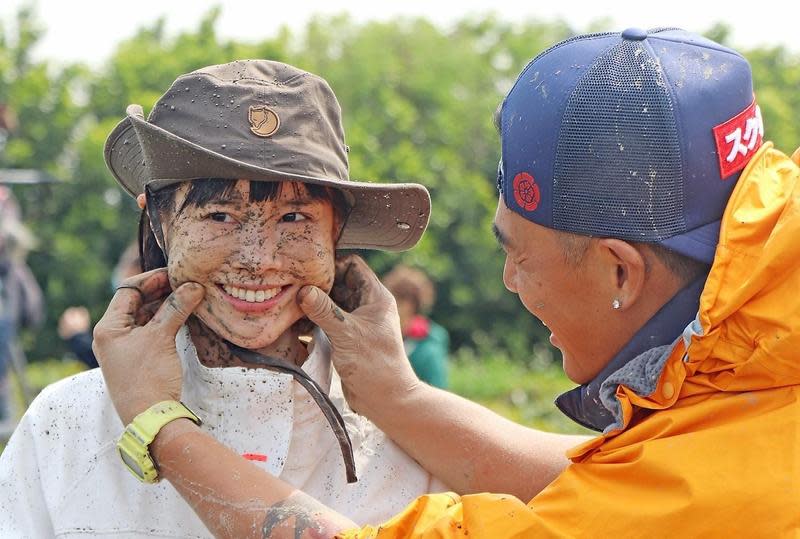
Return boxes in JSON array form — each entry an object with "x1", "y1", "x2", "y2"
[{"x1": 612, "y1": 299, "x2": 621, "y2": 310}]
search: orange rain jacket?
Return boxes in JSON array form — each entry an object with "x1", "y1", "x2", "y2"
[{"x1": 340, "y1": 143, "x2": 800, "y2": 538}]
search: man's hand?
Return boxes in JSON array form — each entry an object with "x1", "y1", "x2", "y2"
[
  {"x1": 93, "y1": 268, "x2": 204, "y2": 425},
  {"x1": 297, "y1": 254, "x2": 420, "y2": 416}
]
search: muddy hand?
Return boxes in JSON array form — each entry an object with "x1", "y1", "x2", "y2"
[
  {"x1": 297, "y1": 254, "x2": 419, "y2": 416},
  {"x1": 93, "y1": 268, "x2": 204, "y2": 425}
]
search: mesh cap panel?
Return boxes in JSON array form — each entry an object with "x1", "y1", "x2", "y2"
[
  {"x1": 553, "y1": 40, "x2": 685, "y2": 240},
  {"x1": 500, "y1": 28, "x2": 757, "y2": 263}
]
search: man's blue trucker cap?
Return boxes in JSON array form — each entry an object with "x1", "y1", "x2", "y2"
[{"x1": 497, "y1": 27, "x2": 763, "y2": 264}]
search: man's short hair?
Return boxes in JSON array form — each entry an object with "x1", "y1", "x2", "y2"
[{"x1": 556, "y1": 231, "x2": 709, "y2": 285}]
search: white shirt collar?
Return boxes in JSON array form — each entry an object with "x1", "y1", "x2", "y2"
[{"x1": 175, "y1": 325, "x2": 333, "y2": 476}]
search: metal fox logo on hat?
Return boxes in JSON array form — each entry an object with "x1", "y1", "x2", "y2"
[{"x1": 248, "y1": 105, "x2": 280, "y2": 137}]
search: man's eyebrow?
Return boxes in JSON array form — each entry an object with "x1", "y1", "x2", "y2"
[{"x1": 492, "y1": 222, "x2": 510, "y2": 249}]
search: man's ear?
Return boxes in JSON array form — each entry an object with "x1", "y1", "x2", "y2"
[
  {"x1": 596, "y1": 238, "x2": 647, "y2": 311},
  {"x1": 136, "y1": 193, "x2": 146, "y2": 210}
]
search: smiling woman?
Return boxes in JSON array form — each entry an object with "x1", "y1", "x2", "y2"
[
  {"x1": 142, "y1": 178, "x2": 349, "y2": 359},
  {"x1": 0, "y1": 60, "x2": 442, "y2": 538}
]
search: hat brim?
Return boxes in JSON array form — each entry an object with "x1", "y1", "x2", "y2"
[{"x1": 104, "y1": 108, "x2": 430, "y2": 252}]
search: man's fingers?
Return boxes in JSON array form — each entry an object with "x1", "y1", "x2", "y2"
[
  {"x1": 331, "y1": 254, "x2": 387, "y2": 312},
  {"x1": 335, "y1": 254, "x2": 380, "y2": 291},
  {"x1": 298, "y1": 285, "x2": 349, "y2": 331},
  {"x1": 151, "y1": 282, "x2": 205, "y2": 334},
  {"x1": 134, "y1": 299, "x2": 163, "y2": 327},
  {"x1": 120, "y1": 268, "x2": 173, "y2": 303},
  {"x1": 106, "y1": 269, "x2": 172, "y2": 320}
]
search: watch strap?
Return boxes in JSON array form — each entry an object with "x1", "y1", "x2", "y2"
[
  {"x1": 129, "y1": 400, "x2": 201, "y2": 444},
  {"x1": 117, "y1": 400, "x2": 201, "y2": 483}
]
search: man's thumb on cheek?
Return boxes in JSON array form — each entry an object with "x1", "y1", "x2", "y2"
[
  {"x1": 176, "y1": 282, "x2": 205, "y2": 309},
  {"x1": 298, "y1": 285, "x2": 345, "y2": 328},
  {"x1": 158, "y1": 282, "x2": 205, "y2": 332}
]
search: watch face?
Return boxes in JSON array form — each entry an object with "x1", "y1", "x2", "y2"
[{"x1": 119, "y1": 448, "x2": 145, "y2": 479}]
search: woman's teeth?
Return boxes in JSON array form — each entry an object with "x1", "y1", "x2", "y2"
[{"x1": 222, "y1": 285, "x2": 282, "y2": 303}]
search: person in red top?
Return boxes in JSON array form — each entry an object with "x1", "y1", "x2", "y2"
[{"x1": 383, "y1": 265, "x2": 449, "y2": 389}]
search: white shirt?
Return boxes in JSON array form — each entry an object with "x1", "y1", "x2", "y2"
[{"x1": 0, "y1": 327, "x2": 444, "y2": 538}]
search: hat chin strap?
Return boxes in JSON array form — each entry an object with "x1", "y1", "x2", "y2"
[
  {"x1": 225, "y1": 341, "x2": 358, "y2": 484},
  {"x1": 145, "y1": 186, "x2": 168, "y2": 264}
]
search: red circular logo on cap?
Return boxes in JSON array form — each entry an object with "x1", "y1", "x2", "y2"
[{"x1": 512, "y1": 172, "x2": 540, "y2": 211}]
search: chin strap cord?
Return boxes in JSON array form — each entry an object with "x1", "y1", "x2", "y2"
[
  {"x1": 225, "y1": 341, "x2": 358, "y2": 484},
  {"x1": 144, "y1": 185, "x2": 169, "y2": 264}
]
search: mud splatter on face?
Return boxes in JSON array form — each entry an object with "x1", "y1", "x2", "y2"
[{"x1": 161, "y1": 180, "x2": 337, "y2": 366}]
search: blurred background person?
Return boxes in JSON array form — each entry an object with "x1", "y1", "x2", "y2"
[
  {"x1": 56, "y1": 306, "x2": 95, "y2": 369},
  {"x1": 57, "y1": 240, "x2": 140, "y2": 370},
  {"x1": 383, "y1": 265, "x2": 449, "y2": 389},
  {"x1": 0, "y1": 186, "x2": 43, "y2": 424}
]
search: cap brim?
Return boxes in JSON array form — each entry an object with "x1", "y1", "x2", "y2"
[
  {"x1": 658, "y1": 220, "x2": 720, "y2": 264},
  {"x1": 104, "y1": 109, "x2": 430, "y2": 252}
]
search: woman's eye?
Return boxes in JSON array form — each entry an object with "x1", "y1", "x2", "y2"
[
  {"x1": 281, "y1": 212, "x2": 307, "y2": 223},
  {"x1": 208, "y1": 212, "x2": 234, "y2": 223}
]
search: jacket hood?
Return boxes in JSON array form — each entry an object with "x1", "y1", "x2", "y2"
[
  {"x1": 685, "y1": 142, "x2": 800, "y2": 395},
  {"x1": 571, "y1": 142, "x2": 800, "y2": 450}
]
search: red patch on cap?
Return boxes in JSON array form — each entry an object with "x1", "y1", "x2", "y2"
[
  {"x1": 712, "y1": 98, "x2": 764, "y2": 179},
  {"x1": 512, "y1": 172, "x2": 540, "y2": 211},
  {"x1": 242, "y1": 453, "x2": 268, "y2": 462}
]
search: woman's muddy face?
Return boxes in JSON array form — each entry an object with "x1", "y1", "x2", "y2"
[{"x1": 163, "y1": 180, "x2": 337, "y2": 349}]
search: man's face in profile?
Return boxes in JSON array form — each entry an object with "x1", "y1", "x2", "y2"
[{"x1": 494, "y1": 197, "x2": 611, "y2": 384}]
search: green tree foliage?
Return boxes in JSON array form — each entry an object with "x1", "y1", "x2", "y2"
[
  {"x1": 290, "y1": 15, "x2": 574, "y2": 355},
  {"x1": 1, "y1": 6, "x2": 85, "y2": 356},
  {"x1": 1, "y1": 8, "x2": 289, "y2": 360},
  {"x1": 1, "y1": 8, "x2": 799, "y2": 365},
  {"x1": 749, "y1": 46, "x2": 800, "y2": 152}
]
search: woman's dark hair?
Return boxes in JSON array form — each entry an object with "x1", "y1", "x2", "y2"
[{"x1": 139, "y1": 178, "x2": 351, "y2": 271}]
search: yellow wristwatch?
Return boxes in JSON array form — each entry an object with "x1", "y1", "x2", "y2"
[{"x1": 117, "y1": 400, "x2": 201, "y2": 483}]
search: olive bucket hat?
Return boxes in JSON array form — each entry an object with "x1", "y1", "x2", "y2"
[{"x1": 104, "y1": 59, "x2": 430, "y2": 251}]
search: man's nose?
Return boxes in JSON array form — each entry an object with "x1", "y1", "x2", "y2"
[{"x1": 502, "y1": 257, "x2": 518, "y2": 293}]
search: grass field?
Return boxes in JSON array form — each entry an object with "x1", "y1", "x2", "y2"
[
  {"x1": 449, "y1": 350, "x2": 591, "y2": 435},
  {"x1": 1, "y1": 350, "x2": 591, "y2": 454}
]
